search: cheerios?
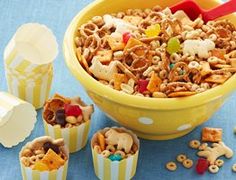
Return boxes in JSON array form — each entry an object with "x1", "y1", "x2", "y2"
[
  {"x1": 166, "y1": 161, "x2": 177, "y2": 171},
  {"x1": 232, "y1": 164, "x2": 236, "y2": 172},
  {"x1": 215, "y1": 159, "x2": 224, "y2": 167},
  {"x1": 198, "y1": 143, "x2": 208, "y2": 150},
  {"x1": 101, "y1": 150, "x2": 111, "y2": 158},
  {"x1": 189, "y1": 140, "x2": 201, "y2": 149},
  {"x1": 106, "y1": 145, "x2": 116, "y2": 153},
  {"x1": 183, "y1": 159, "x2": 193, "y2": 169},
  {"x1": 208, "y1": 164, "x2": 219, "y2": 173},
  {"x1": 176, "y1": 154, "x2": 187, "y2": 163},
  {"x1": 114, "y1": 150, "x2": 126, "y2": 158}
]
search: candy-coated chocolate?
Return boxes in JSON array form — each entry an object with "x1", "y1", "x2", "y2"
[
  {"x1": 167, "y1": 37, "x2": 180, "y2": 54},
  {"x1": 55, "y1": 109, "x2": 66, "y2": 127},
  {"x1": 43, "y1": 142, "x2": 60, "y2": 154},
  {"x1": 145, "y1": 24, "x2": 161, "y2": 38},
  {"x1": 196, "y1": 158, "x2": 209, "y2": 175},
  {"x1": 122, "y1": 32, "x2": 132, "y2": 44},
  {"x1": 108, "y1": 154, "x2": 122, "y2": 161},
  {"x1": 64, "y1": 104, "x2": 82, "y2": 117},
  {"x1": 138, "y1": 79, "x2": 149, "y2": 93}
]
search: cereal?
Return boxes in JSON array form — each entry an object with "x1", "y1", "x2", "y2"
[
  {"x1": 201, "y1": 127, "x2": 222, "y2": 142},
  {"x1": 106, "y1": 145, "x2": 116, "y2": 153},
  {"x1": 65, "y1": 116, "x2": 77, "y2": 124},
  {"x1": 208, "y1": 164, "x2": 219, "y2": 174},
  {"x1": 189, "y1": 140, "x2": 201, "y2": 149},
  {"x1": 176, "y1": 154, "x2": 187, "y2": 163},
  {"x1": 75, "y1": 5, "x2": 236, "y2": 98},
  {"x1": 105, "y1": 129, "x2": 133, "y2": 153},
  {"x1": 41, "y1": 149, "x2": 65, "y2": 170},
  {"x1": 101, "y1": 150, "x2": 111, "y2": 158},
  {"x1": 114, "y1": 73, "x2": 128, "y2": 90},
  {"x1": 166, "y1": 162, "x2": 177, "y2": 171},
  {"x1": 232, "y1": 164, "x2": 236, "y2": 172},
  {"x1": 94, "y1": 145, "x2": 102, "y2": 153},
  {"x1": 182, "y1": 159, "x2": 193, "y2": 169},
  {"x1": 114, "y1": 150, "x2": 126, "y2": 159},
  {"x1": 197, "y1": 141, "x2": 233, "y2": 164},
  {"x1": 215, "y1": 159, "x2": 224, "y2": 167}
]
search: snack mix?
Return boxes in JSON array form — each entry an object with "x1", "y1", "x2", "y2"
[
  {"x1": 19, "y1": 136, "x2": 68, "y2": 171},
  {"x1": 92, "y1": 127, "x2": 139, "y2": 161},
  {"x1": 75, "y1": 5, "x2": 236, "y2": 98},
  {"x1": 43, "y1": 94, "x2": 94, "y2": 128}
]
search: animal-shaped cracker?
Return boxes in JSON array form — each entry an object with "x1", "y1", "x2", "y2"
[
  {"x1": 105, "y1": 129, "x2": 133, "y2": 153},
  {"x1": 89, "y1": 57, "x2": 118, "y2": 81},
  {"x1": 183, "y1": 39, "x2": 215, "y2": 59},
  {"x1": 197, "y1": 141, "x2": 233, "y2": 164}
]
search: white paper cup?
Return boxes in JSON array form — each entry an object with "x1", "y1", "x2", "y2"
[
  {"x1": 91, "y1": 127, "x2": 140, "y2": 180},
  {"x1": 0, "y1": 92, "x2": 36, "y2": 148},
  {"x1": 4, "y1": 23, "x2": 58, "y2": 73},
  {"x1": 6, "y1": 69, "x2": 53, "y2": 109}
]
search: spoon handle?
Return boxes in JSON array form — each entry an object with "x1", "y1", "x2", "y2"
[{"x1": 205, "y1": 0, "x2": 236, "y2": 21}]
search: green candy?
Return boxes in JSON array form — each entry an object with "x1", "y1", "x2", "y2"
[
  {"x1": 169, "y1": 63, "x2": 175, "y2": 69},
  {"x1": 108, "y1": 154, "x2": 122, "y2": 161},
  {"x1": 167, "y1": 37, "x2": 181, "y2": 55}
]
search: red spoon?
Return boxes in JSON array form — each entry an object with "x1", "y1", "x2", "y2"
[{"x1": 170, "y1": 0, "x2": 236, "y2": 22}]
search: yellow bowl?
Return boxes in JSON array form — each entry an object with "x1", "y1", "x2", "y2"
[{"x1": 63, "y1": 0, "x2": 236, "y2": 140}]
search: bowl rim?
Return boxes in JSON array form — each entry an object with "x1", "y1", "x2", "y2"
[{"x1": 63, "y1": 0, "x2": 236, "y2": 110}]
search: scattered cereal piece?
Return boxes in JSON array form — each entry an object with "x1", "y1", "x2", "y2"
[
  {"x1": 109, "y1": 154, "x2": 122, "y2": 161},
  {"x1": 232, "y1": 164, "x2": 236, "y2": 172},
  {"x1": 215, "y1": 159, "x2": 224, "y2": 167},
  {"x1": 145, "y1": 24, "x2": 161, "y2": 38},
  {"x1": 197, "y1": 141, "x2": 233, "y2": 164},
  {"x1": 201, "y1": 127, "x2": 222, "y2": 142},
  {"x1": 196, "y1": 158, "x2": 209, "y2": 175},
  {"x1": 166, "y1": 162, "x2": 177, "y2": 171},
  {"x1": 198, "y1": 143, "x2": 208, "y2": 151},
  {"x1": 97, "y1": 132, "x2": 106, "y2": 151},
  {"x1": 41, "y1": 149, "x2": 65, "y2": 170},
  {"x1": 208, "y1": 164, "x2": 219, "y2": 174},
  {"x1": 189, "y1": 140, "x2": 201, "y2": 149},
  {"x1": 183, "y1": 159, "x2": 193, "y2": 169},
  {"x1": 176, "y1": 154, "x2": 187, "y2": 163},
  {"x1": 166, "y1": 37, "x2": 180, "y2": 55}
]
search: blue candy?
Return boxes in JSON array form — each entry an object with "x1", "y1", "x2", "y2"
[
  {"x1": 169, "y1": 63, "x2": 175, "y2": 69},
  {"x1": 108, "y1": 154, "x2": 122, "y2": 161}
]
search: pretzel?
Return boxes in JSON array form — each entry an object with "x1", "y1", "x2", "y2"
[
  {"x1": 168, "y1": 62, "x2": 189, "y2": 82},
  {"x1": 184, "y1": 68, "x2": 201, "y2": 84},
  {"x1": 161, "y1": 18, "x2": 182, "y2": 39},
  {"x1": 80, "y1": 22, "x2": 98, "y2": 37}
]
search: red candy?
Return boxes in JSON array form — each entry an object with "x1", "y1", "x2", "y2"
[
  {"x1": 122, "y1": 32, "x2": 132, "y2": 44},
  {"x1": 138, "y1": 79, "x2": 149, "y2": 93},
  {"x1": 64, "y1": 104, "x2": 82, "y2": 117},
  {"x1": 196, "y1": 158, "x2": 209, "y2": 175}
]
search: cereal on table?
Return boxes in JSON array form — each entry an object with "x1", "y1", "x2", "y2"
[{"x1": 74, "y1": 5, "x2": 236, "y2": 98}]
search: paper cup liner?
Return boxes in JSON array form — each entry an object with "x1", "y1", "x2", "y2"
[
  {"x1": 91, "y1": 127, "x2": 140, "y2": 180},
  {"x1": 19, "y1": 137, "x2": 69, "y2": 180},
  {"x1": 43, "y1": 120, "x2": 91, "y2": 153},
  {"x1": 6, "y1": 70, "x2": 53, "y2": 109},
  {"x1": 4, "y1": 23, "x2": 58, "y2": 73},
  {"x1": 0, "y1": 92, "x2": 36, "y2": 148},
  {"x1": 20, "y1": 161, "x2": 68, "y2": 180}
]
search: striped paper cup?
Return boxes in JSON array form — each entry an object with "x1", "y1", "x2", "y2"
[
  {"x1": 0, "y1": 92, "x2": 36, "y2": 148},
  {"x1": 91, "y1": 127, "x2": 140, "y2": 180},
  {"x1": 20, "y1": 161, "x2": 68, "y2": 180},
  {"x1": 6, "y1": 69, "x2": 53, "y2": 109},
  {"x1": 4, "y1": 23, "x2": 58, "y2": 74},
  {"x1": 19, "y1": 137, "x2": 69, "y2": 180},
  {"x1": 43, "y1": 120, "x2": 91, "y2": 153}
]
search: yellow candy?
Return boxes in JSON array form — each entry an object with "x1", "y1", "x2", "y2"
[
  {"x1": 145, "y1": 24, "x2": 161, "y2": 38},
  {"x1": 33, "y1": 161, "x2": 49, "y2": 171}
]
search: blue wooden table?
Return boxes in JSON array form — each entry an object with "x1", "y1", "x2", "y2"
[{"x1": 0, "y1": 0, "x2": 235, "y2": 179}]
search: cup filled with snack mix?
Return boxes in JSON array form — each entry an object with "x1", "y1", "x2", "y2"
[
  {"x1": 42, "y1": 94, "x2": 94, "y2": 153},
  {"x1": 91, "y1": 127, "x2": 139, "y2": 180},
  {"x1": 19, "y1": 136, "x2": 69, "y2": 180},
  {"x1": 63, "y1": 0, "x2": 236, "y2": 140}
]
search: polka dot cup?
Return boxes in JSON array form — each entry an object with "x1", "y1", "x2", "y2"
[{"x1": 63, "y1": 0, "x2": 236, "y2": 140}]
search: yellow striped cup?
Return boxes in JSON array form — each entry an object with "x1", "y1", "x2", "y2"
[
  {"x1": 4, "y1": 23, "x2": 58, "y2": 74},
  {"x1": 43, "y1": 120, "x2": 91, "y2": 153},
  {"x1": 6, "y1": 69, "x2": 53, "y2": 109},
  {"x1": 91, "y1": 127, "x2": 140, "y2": 180}
]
